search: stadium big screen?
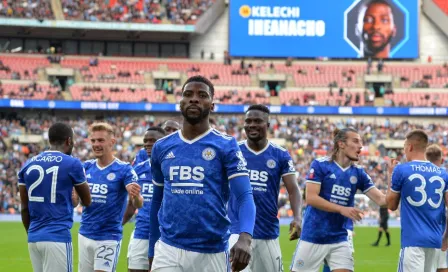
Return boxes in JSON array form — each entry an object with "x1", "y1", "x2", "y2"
[{"x1": 229, "y1": 0, "x2": 419, "y2": 58}]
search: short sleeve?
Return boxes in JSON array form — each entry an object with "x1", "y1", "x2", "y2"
[
  {"x1": 123, "y1": 164, "x2": 139, "y2": 186},
  {"x1": 390, "y1": 165, "x2": 403, "y2": 193},
  {"x1": 358, "y1": 168, "x2": 375, "y2": 193},
  {"x1": 151, "y1": 142, "x2": 164, "y2": 187},
  {"x1": 70, "y1": 159, "x2": 87, "y2": 186},
  {"x1": 17, "y1": 166, "x2": 26, "y2": 186},
  {"x1": 224, "y1": 138, "x2": 249, "y2": 180},
  {"x1": 306, "y1": 160, "x2": 324, "y2": 184},
  {"x1": 280, "y1": 151, "x2": 296, "y2": 177}
]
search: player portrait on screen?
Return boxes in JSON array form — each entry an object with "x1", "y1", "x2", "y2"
[{"x1": 347, "y1": 0, "x2": 405, "y2": 59}]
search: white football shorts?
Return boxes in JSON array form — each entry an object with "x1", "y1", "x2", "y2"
[
  {"x1": 127, "y1": 231, "x2": 149, "y2": 270},
  {"x1": 78, "y1": 233, "x2": 122, "y2": 272},
  {"x1": 437, "y1": 248, "x2": 448, "y2": 269},
  {"x1": 290, "y1": 240, "x2": 354, "y2": 272},
  {"x1": 228, "y1": 233, "x2": 282, "y2": 272},
  {"x1": 151, "y1": 240, "x2": 230, "y2": 272},
  {"x1": 398, "y1": 247, "x2": 438, "y2": 272},
  {"x1": 28, "y1": 241, "x2": 73, "y2": 272}
]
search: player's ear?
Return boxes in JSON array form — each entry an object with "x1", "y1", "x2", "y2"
[
  {"x1": 111, "y1": 137, "x2": 117, "y2": 145},
  {"x1": 210, "y1": 102, "x2": 215, "y2": 112}
]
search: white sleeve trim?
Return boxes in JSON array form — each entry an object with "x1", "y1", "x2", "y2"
[
  {"x1": 362, "y1": 185, "x2": 375, "y2": 194},
  {"x1": 228, "y1": 173, "x2": 249, "y2": 180},
  {"x1": 306, "y1": 180, "x2": 321, "y2": 184},
  {"x1": 125, "y1": 182, "x2": 139, "y2": 187},
  {"x1": 74, "y1": 181, "x2": 87, "y2": 186},
  {"x1": 18, "y1": 183, "x2": 26, "y2": 186},
  {"x1": 281, "y1": 172, "x2": 296, "y2": 178},
  {"x1": 152, "y1": 179, "x2": 164, "y2": 187},
  {"x1": 390, "y1": 188, "x2": 400, "y2": 193}
]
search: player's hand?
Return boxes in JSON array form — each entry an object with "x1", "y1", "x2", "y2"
[
  {"x1": 148, "y1": 257, "x2": 153, "y2": 271},
  {"x1": 388, "y1": 158, "x2": 399, "y2": 176},
  {"x1": 289, "y1": 217, "x2": 302, "y2": 241},
  {"x1": 340, "y1": 207, "x2": 363, "y2": 222},
  {"x1": 230, "y1": 232, "x2": 252, "y2": 272},
  {"x1": 126, "y1": 183, "x2": 141, "y2": 198}
]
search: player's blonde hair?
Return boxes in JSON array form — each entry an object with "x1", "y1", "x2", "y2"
[
  {"x1": 425, "y1": 144, "x2": 442, "y2": 164},
  {"x1": 89, "y1": 122, "x2": 115, "y2": 136}
]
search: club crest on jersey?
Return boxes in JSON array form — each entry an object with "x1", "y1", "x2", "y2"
[
  {"x1": 267, "y1": 159, "x2": 276, "y2": 169},
  {"x1": 202, "y1": 148, "x2": 216, "y2": 161},
  {"x1": 350, "y1": 176, "x2": 358, "y2": 184},
  {"x1": 107, "y1": 173, "x2": 116, "y2": 181}
]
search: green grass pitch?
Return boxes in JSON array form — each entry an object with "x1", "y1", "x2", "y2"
[{"x1": 0, "y1": 222, "x2": 400, "y2": 271}]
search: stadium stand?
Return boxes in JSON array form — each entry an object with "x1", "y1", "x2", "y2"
[
  {"x1": 61, "y1": 0, "x2": 216, "y2": 24},
  {"x1": 0, "y1": 81, "x2": 62, "y2": 100},
  {"x1": 69, "y1": 85, "x2": 166, "y2": 102},
  {"x1": 0, "y1": 0, "x2": 54, "y2": 19}
]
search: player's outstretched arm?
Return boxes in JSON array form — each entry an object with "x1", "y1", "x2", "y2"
[
  {"x1": 283, "y1": 174, "x2": 303, "y2": 240},
  {"x1": 365, "y1": 188, "x2": 387, "y2": 207},
  {"x1": 75, "y1": 182, "x2": 92, "y2": 207},
  {"x1": 18, "y1": 185, "x2": 30, "y2": 233},
  {"x1": 229, "y1": 174, "x2": 255, "y2": 272},
  {"x1": 122, "y1": 198, "x2": 137, "y2": 225},
  {"x1": 386, "y1": 159, "x2": 400, "y2": 211},
  {"x1": 306, "y1": 183, "x2": 363, "y2": 222}
]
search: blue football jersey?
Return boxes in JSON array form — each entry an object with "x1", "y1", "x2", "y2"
[
  {"x1": 133, "y1": 159, "x2": 153, "y2": 240},
  {"x1": 132, "y1": 148, "x2": 148, "y2": 166},
  {"x1": 391, "y1": 160, "x2": 448, "y2": 248},
  {"x1": 151, "y1": 128, "x2": 249, "y2": 253},
  {"x1": 301, "y1": 157, "x2": 374, "y2": 244},
  {"x1": 229, "y1": 141, "x2": 296, "y2": 239},
  {"x1": 80, "y1": 158, "x2": 139, "y2": 241},
  {"x1": 17, "y1": 151, "x2": 87, "y2": 243}
]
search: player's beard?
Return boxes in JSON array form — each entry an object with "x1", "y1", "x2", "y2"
[
  {"x1": 363, "y1": 32, "x2": 393, "y2": 56},
  {"x1": 181, "y1": 107, "x2": 210, "y2": 125}
]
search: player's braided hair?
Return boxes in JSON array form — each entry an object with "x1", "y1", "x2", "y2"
[{"x1": 331, "y1": 127, "x2": 359, "y2": 161}]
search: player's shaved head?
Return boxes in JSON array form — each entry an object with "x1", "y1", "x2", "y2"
[
  {"x1": 426, "y1": 144, "x2": 443, "y2": 165},
  {"x1": 89, "y1": 122, "x2": 115, "y2": 136},
  {"x1": 49, "y1": 122, "x2": 74, "y2": 146},
  {"x1": 405, "y1": 130, "x2": 428, "y2": 151}
]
